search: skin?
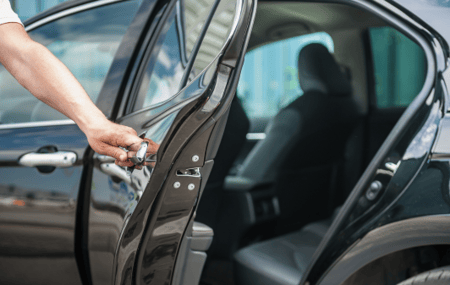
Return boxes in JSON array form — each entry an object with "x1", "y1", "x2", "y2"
[{"x1": 0, "y1": 22, "x2": 158, "y2": 167}]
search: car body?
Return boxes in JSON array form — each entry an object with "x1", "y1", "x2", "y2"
[{"x1": 2, "y1": 0, "x2": 450, "y2": 285}]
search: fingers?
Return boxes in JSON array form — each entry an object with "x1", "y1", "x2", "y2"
[
  {"x1": 120, "y1": 129, "x2": 142, "y2": 151},
  {"x1": 115, "y1": 159, "x2": 134, "y2": 167},
  {"x1": 100, "y1": 144, "x2": 128, "y2": 162},
  {"x1": 143, "y1": 138, "x2": 160, "y2": 154}
]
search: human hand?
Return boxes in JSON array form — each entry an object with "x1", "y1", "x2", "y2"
[{"x1": 84, "y1": 119, "x2": 159, "y2": 167}]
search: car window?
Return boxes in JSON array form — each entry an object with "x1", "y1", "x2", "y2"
[
  {"x1": 190, "y1": 0, "x2": 237, "y2": 78},
  {"x1": 369, "y1": 27, "x2": 426, "y2": 108},
  {"x1": 183, "y1": 0, "x2": 216, "y2": 59},
  {"x1": 237, "y1": 32, "x2": 334, "y2": 120},
  {"x1": 0, "y1": 2, "x2": 139, "y2": 124},
  {"x1": 133, "y1": 0, "x2": 216, "y2": 111}
]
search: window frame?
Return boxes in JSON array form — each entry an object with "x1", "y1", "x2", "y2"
[
  {"x1": 124, "y1": 1, "x2": 182, "y2": 114},
  {"x1": 123, "y1": 0, "x2": 222, "y2": 116}
]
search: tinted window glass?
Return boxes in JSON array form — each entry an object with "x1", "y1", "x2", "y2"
[
  {"x1": 369, "y1": 27, "x2": 426, "y2": 108},
  {"x1": 190, "y1": 0, "x2": 237, "y2": 78},
  {"x1": 135, "y1": 11, "x2": 183, "y2": 110},
  {"x1": 237, "y1": 32, "x2": 334, "y2": 119},
  {"x1": 134, "y1": 0, "x2": 218, "y2": 111},
  {"x1": 0, "y1": 2, "x2": 139, "y2": 124}
]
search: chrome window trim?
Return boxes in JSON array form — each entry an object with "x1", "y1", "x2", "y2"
[
  {"x1": 0, "y1": 120, "x2": 76, "y2": 130},
  {"x1": 25, "y1": 0, "x2": 122, "y2": 31}
]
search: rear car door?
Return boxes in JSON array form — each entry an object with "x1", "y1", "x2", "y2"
[
  {"x1": 86, "y1": 0, "x2": 256, "y2": 284},
  {"x1": 0, "y1": 1, "x2": 140, "y2": 285}
]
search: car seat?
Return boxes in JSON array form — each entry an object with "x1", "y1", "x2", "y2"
[
  {"x1": 236, "y1": 43, "x2": 360, "y2": 233},
  {"x1": 233, "y1": 43, "x2": 360, "y2": 284}
]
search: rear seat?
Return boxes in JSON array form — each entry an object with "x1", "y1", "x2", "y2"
[
  {"x1": 234, "y1": 219, "x2": 331, "y2": 285},
  {"x1": 233, "y1": 206, "x2": 343, "y2": 285}
]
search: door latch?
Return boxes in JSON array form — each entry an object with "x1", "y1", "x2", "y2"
[{"x1": 176, "y1": 167, "x2": 201, "y2": 178}]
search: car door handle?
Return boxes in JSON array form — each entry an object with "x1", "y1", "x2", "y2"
[
  {"x1": 19, "y1": 151, "x2": 77, "y2": 167},
  {"x1": 100, "y1": 163, "x2": 132, "y2": 184}
]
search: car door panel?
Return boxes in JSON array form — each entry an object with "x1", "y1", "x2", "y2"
[
  {"x1": 0, "y1": 123, "x2": 87, "y2": 285},
  {"x1": 89, "y1": 66, "x2": 229, "y2": 285},
  {"x1": 87, "y1": 0, "x2": 256, "y2": 284},
  {"x1": 0, "y1": 2, "x2": 141, "y2": 285},
  {"x1": 89, "y1": 112, "x2": 178, "y2": 285}
]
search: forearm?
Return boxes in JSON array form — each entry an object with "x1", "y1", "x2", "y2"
[{"x1": 2, "y1": 36, "x2": 107, "y2": 133}]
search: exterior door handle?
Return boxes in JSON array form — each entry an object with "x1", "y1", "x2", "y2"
[
  {"x1": 19, "y1": 151, "x2": 77, "y2": 167},
  {"x1": 100, "y1": 163, "x2": 132, "y2": 184}
]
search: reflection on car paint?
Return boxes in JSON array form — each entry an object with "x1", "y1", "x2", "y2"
[{"x1": 88, "y1": 111, "x2": 178, "y2": 284}]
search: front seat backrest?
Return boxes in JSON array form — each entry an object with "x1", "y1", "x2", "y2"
[{"x1": 238, "y1": 43, "x2": 360, "y2": 233}]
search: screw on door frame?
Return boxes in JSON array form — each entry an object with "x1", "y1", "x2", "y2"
[
  {"x1": 192, "y1": 155, "x2": 199, "y2": 162},
  {"x1": 173, "y1": 182, "x2": 181, "y2": 189},
  {"x1": 188, "y1": 183, "x2": 195, "y2": 191},
  {"x1": 366, "y1": 180, "x2": 383, "y2": 201}
]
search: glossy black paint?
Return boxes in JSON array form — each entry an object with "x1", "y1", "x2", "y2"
[
  {"x1": 314, "y1": 90, "x2": 444, "y2": 284},
  {"x1": 88, "y1": 117, "x2": 170, "y2": 285},
  {"x1": 0, "y1": 124, "x2": 88, "y2": 285}
]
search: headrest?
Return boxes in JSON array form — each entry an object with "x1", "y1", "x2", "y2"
[{"x1": 298, "y1": 43, "x2": 352, "y2": 96}]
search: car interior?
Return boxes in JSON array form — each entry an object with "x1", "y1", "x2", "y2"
[{"x1": 193, "y1": 1, "x2": 428, "y2": 285}]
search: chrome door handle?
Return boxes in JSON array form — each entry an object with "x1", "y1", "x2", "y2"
[
  {"x1": 19, "y1": 151, "x2": 77, "y2": 167},
  {"x1": 100, "y1": 163, "x2": 131, "y2": 184}
]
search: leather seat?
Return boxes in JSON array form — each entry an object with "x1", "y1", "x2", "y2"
[
  {"x1": 234, "y1": 219, "x2": 331, "y2": 285},
  {"x1": 233, "y1": 43, "x2": 360, "y2": 284},
  {"x1": 236, "y1": 43, "x2": 360, "y2": 233}
]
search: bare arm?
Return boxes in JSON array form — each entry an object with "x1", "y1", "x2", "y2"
[{"x1": 0, "y1": 23, "x2": 156, "y2": 165}]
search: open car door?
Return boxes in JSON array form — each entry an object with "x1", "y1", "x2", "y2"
[{"x1": 86, "y1": 0, "x2": 256, "y2": 284}]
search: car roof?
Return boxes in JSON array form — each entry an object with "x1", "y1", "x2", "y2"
[{"x1": 248, "y1": 2, "x2": 385, "y2": 50}]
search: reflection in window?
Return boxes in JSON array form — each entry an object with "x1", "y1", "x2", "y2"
[
  {"x1": 190, "y1": 0, "x2": 237, "y2": 79},
  {"x1": 182, "y1": 0, "x2": 216, "y2": 59},
  {"x1": 136, "y1": 0, "x2": 221, "y2": 110},
  {"x1": 370, "y1": 27, "x2": 426, "y2": 108},
  {"x1": 0, "y1": 2, "x2": 139, "y2": 124},
  {"x1": 237, "y1": 32, "x2": 334, "y2": 119},
  {"x1": 138, "y1": 13, "x2": 185, "y2": 109}
]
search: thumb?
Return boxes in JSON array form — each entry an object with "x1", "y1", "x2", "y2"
[
  {"x1": 104, "y1": 145, "x2": 128, "y2": 162},
  {"x1": 124, "y1": 135, "x2": 144, "y2": 152}
]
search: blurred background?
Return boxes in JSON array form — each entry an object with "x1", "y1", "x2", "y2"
[{"x1": 10, "y1": 0, "x2": 68, "y2": 21}]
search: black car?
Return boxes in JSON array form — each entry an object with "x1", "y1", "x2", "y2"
[
  {"x1": 0, "y1": 0, "x2": 256, "y2": 284},
  {"x1": 1, "y1": 0, "x2": 450, "y2": 285}
]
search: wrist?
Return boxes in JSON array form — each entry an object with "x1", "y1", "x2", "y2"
[{"x1": 76, "y1": 110, "x2": 110, "y2": 136}]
